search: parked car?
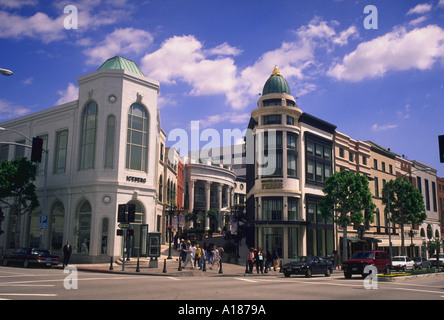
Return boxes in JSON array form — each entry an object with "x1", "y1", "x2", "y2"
[
  {"x1": 281, "y1": 256, "x2": 333, "y2": 278},
  {"x1": 342, "y1": 251, "x2": 391, "y2": 279},
  {"x1": 2, "y1": 248, "x2": 60, "y2": 268},
  {"x1": 413, "y1": 257, "x2": 431, "y2": 269},
  {"x1": 430, "y1": 253, "x2": 444, "y2": 268},
  {"x1": 392, "y1": 256, "x2": 415, "y2": 272}
]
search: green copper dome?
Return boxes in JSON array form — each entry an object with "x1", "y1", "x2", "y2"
[
  {"x1": 98, "y1": 56, "x2": 145, "y2": 77},
  {"x1": 262, "y1": 65, "x2": 291, "y2": 96}
]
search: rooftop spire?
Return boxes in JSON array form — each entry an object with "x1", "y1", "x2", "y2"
[{"x1": 271, "y1": 65, "x2": 280, "y2": 76}]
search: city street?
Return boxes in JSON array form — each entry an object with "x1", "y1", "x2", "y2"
[{"x1": 1, "y1": 265, "x2": 444, "y2": 302}]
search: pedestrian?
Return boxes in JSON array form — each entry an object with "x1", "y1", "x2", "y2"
[
  {"x1": 255, "y1": 247, "x2": 264, "y2": 274},
  {"x1": 210, "y1": 245, "x2": 219, "y2": 270},
  {"x1": 190, "y1": 242, "x2": 196, "y2": 269},
  {"x1": 272, "y1": 250, "x2": 279, "y2": 271},
  {"x1": 199, "y1": 246, "x2": 206, "y2": 270},
  {"x1": 248, "y1": 247, "x2": 255, "y2": 274},
  {"x1": 265, "y1": 250, "x2": 272, "y2": 272},
  {"x1": 182, "y1": 242, "x2": 193, "y2": 269},
  {"x1": 195, "y1": 244, "x2": 201, "y2": 268},
  {"x1": 333, "y1": 250, "x2": 340, "y2": 270},
  {"x1": 63, "y1": 241, "x2": 72, "y2": 268}
]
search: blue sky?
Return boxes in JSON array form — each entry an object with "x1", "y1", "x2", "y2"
[{"x1": 0, "y1": 0, "x2": 444, "y2": 175}]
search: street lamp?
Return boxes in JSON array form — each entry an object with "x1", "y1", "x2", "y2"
[{"x1": 0, "y1": 68, "x2": 13, "y2": 76}]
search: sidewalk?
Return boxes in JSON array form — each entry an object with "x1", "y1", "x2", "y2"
[{"x1": 61, "y1": 257, "x2": 279, "y2": 277}]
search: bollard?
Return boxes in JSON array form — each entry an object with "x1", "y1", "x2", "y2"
[
  {"x1": 178, "y1": 257, "x2": 182, "y2": 271},
  {"x1": 279, "y1": 259, "x2": 283, "y2": 272},
  {"x1": 109, "y1": 257, "x2": 114, "y2": 271},
  {"x1": 245, "y1": 259, "x2": 249, "y2": 274},
  {"x1": 202, "y1": 259, "x2": 206, "y2": 272},
  {"x1": 136, "y1": 257, "x2": 140, "y2": 272},
  {"x1": 163, "y1": 259, "x2": 167, "y2": 273}
]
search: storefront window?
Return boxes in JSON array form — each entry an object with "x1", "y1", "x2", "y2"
[{"x1": 74, "y1": 200, "x2": 91, "y2": 254}]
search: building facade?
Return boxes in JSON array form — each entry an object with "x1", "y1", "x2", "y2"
[
  {"x1": 245, "y1": 66, "x2": 337, "y2": 262},
  {"x1": 0, "y1": 57, "x2": 163, "y2": 263}
]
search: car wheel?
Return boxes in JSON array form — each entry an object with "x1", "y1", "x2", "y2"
[
  {"x1": 23, "y1": 260, "x2": 29, "y2": 268},
  {"x1": 344, "y1": 272, "x2": 352, "y2": 279},
  {"x1": 305, "y1": 268, "x2": 312, "y2": 278},
  {"x1": 284, "y1": 272, "x2": 291, "y2": 278},
  {"x1": 325, "y1": 268, "x2": 331, "y2": 277}
]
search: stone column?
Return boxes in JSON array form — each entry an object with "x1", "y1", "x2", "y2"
[
  {"x1": 217, "y1": 184, "x2": 223, "y2": 232},
  {"x1": 188, "y1": 179, "x2": 195, "y2": 213},
  {"x1": 205, "y1": 181, "x2": 211, "y2": 231}
]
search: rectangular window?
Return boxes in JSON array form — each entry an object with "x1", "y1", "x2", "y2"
[
  {"x1": 286, "y1": 116, "x2": 294, "y2": 125},
  {"x1": 288, "y1": 198, "x2": 299, "y2": 221},
  {"x1": 54, "y1": 130, "x2": 68, "y2": 174},
  {"x1": 432, "y1": 181, "x2": 437, "y2": 212},
  {"x1": 37, "y1": 135, "x2": 48, "y2": 176},
  {"x1": 288, "y1": 227, "x2": 299, "y2": 259},
  {"x1": 0, "y1": 144, "x2": 8, "y2": 161},
  {"x1": 15, "y1": 139, "x2": 25, "y2": 159},
  {"x1": 262, "y1": 114, "x2": 281, "y2": 125},
  {"x1": 374, "y1": 177, "x2": 379, "y2": 198},
  {"x1": 305, "y1": 134, "x2": 333, "y2": 185},
  {"x1": 425, "y1": 179, "x2": 430, "y2": 211},
  {"x1": 262, "y1": 197, "x2": 283, "y2": 221}
]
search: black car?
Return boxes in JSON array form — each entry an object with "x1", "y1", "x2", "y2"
[
  {"x1": 2, "y1": 248, "x2": 60, "y2": 268},
  {"x1": 281, "y1": 256, "x2": 333, "y2": 278},
  {"x1": 413, "y1": 257, "x2": 431, "y2": 269}
]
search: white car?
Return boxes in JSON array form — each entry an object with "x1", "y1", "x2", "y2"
[{"x1": 392, "y1": 256, "x2": 415, "y2": 271}]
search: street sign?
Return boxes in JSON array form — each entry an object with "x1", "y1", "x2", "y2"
[
  {"x1": 118, "y1": 223, "x2": 130, "y2": 229},
  {"x1": 39, "y1": 214, "x2": 48, "y2": 229}
]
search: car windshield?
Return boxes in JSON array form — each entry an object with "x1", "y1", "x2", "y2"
[
  {"x1": 351, "y1": 252, "x2": 374, "y2": 259},
  {"x1": 393, "y1": 257, "x2": 405, "y2": 261},
  {"x1": 291, "y1": 256, "x2": 311, "y2": 263}
]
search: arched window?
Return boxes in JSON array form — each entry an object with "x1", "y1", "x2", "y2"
[
  {"x1": 126, "y1": 103, "x2": 149, "y2": 172},
  {"x1": 104, "y1": 115, "x2": 115, "y2": 169},
  {"x1": 79, "y1": 101, "x2": 98, "y2": 170},
  {"x1": 74, "y1": 200, "x2": 92, "y2": 254}
]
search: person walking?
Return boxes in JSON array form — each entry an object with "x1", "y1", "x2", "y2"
[
  {"x1": 265, "y1": 250, "x2": 272, "y2": 273},
  {"x1": 255, "y1": 247, "x2": 264, "y2": 274},
  {"x1": 182, "y1": 242, "x2": 193, "y2": 269},
  {"x1": 248, "y1": 247, "x2": 255, "y2": 274},
  {"x1": 63, "y1": 241, "x2": 72, "y2": 268},
  {"x1": 272, "y1": 249, "x2": 279, "y2": 271},
  {"x1": 195, "y1": 244, "x2": 201, "y2": 268}
]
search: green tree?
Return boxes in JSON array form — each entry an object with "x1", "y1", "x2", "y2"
[
  {"x1": 382, "y1": 178, "x2": 426, "y2": 256},
  {"x1": 0, "y1": 158, "x2": 39, "y2": 248},
  {"x1": 320, "y1": 170, "x2": 375, "y2": 262}
]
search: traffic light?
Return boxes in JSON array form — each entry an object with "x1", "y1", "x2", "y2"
[
  {"x1": 117, "y1": 204, "x2": 126, "y2": 223},
  {"x1": 31, "y1": 137, "x2": 43, "y2": 163},
  {"x1": 127, "y1": 204, "x2": 136, "y2": 222},
  {"x1": 126, "y1": 229, "x2": 134, "y2": 237},
  {"x1": 439, "y1": 135, "x2": 444, "y2": 163}
]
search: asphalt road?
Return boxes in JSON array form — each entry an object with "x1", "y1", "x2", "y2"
[{"x1": 1, "y1": 265, "x2": 443, "y2": 316}]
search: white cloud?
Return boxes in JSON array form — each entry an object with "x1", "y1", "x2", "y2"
[
  {"x1": 327, "y1": 25, "x2": 444, "y2": 82},
  {"x1": 439, "y1": 0, "x2": 444, "y2": 7},
  {"x1": 409, "y1": 16, "x2": 428, "y2": 26},
  {"x1": 84, "y1": 27, "x2": 153, "y2": 65},
  {"x1": 371, "y1": 123, "x2": 398, "y2": 132},
  {"x1": 0, "y1": 99, "x2": 30, "y2": 120},
  {"x1": 0, "y1": 11, "x2": 65, "y2": 43},
  {"x1": 56, "y1": 82, "x2": 79, "y2": 105},
  {"x1": 141, "y1": 18, "x2": 358, "y2": 111},
  {"x1": 0, "y1": 0, "x2": 37, "y2": 8},
  {"x1": 197, "y1": 112, "x2": 251, "y2": 129},
  {"x1": 407, "y1": 3, "x2": 433, "y2": 15}
]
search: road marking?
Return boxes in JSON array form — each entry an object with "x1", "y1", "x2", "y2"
[
  {"x1": 235, "y1": 278, "x2": 258, "y2": 283},
  {"x1": 0, "y1": 293, "x2": 57, "y2": 297},
  {"x1": 166, "y1": 277, "x2": 181, "y2": 281}
]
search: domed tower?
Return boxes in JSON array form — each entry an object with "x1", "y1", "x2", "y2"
[{"x1": 246, "y1": 66, "x2": 303, "y2": 261}]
